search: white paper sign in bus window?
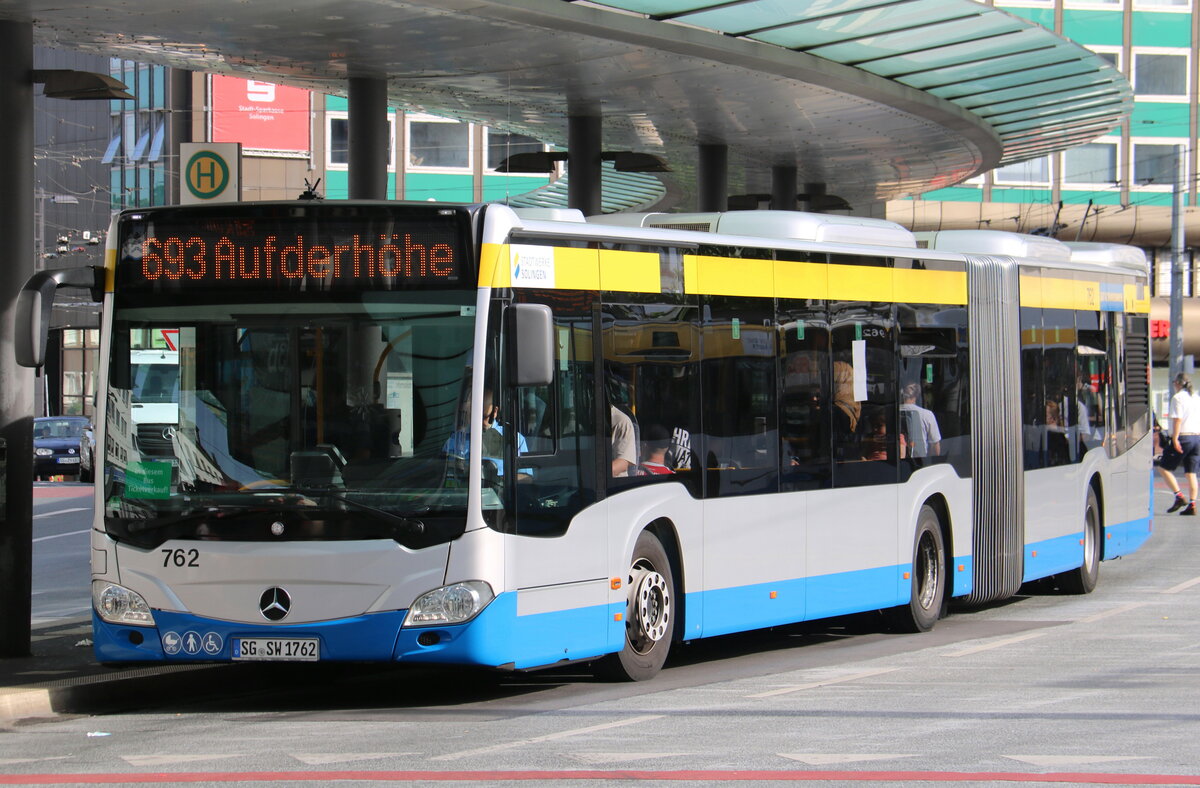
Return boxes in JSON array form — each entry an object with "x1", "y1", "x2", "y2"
[
  {"x1": 509, "y1": 245, "x2": 556, "y2": 288},
  {"x1": 852, "y1": 339, "x2": 868, "y2": 402}
]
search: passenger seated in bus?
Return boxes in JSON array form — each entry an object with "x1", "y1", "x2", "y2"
[
  {"x1": 900, "y1": 382, "x2": 941, "y2": 461},
  {"x1": 637, "y1": 425, "x2": 675, "y2": 476},
  {"x1": 831, "y1": 361, "x2": 861, "y2": 436},
  {"x1": 1044, "y1": 398, "x2": 1071, "y2": 466},
  {"x1": 664, "y1": 426, "x2": 693, "y2": 471},
  {"x1": 610, "y1": 404, "x2": 637, "y2": 477},
  {"x1": 861, "y1": 411, "x2": 892, "y2": 461}
]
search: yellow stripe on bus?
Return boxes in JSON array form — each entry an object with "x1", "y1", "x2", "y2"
[
  {"x1": 1125, "y1": 283, "x2": 1151, "y2": 314},
  {"x1": 599, "y1": 249, "x2": 659, "y2": 293},
  {"x1": 555, "y1": 247, "x2": 601, "y2": 291},
  {"x1": 105, "y1": 247, "x2": 117, "y2": 293},
  {"x1": 479, "y1": 242, "x2": 509, "y2": 288},
  {"x1": 685, "y1": 255, "x2": 773, "y2": 297},
  {"x1": 828, "y1": 264, "x2": 893, "y2": 302},
  {"x1": 894, "y1": 269, "x2": 967, "y2": 305},
  {"x1": 483, "y1": 241, "x2": 1135, "y2": 313},
  {"x1": 1035, "y1": 277, "x2": 1080, "y2": 310},
  {"x1": 774, "y1": 261, "x2": 829, "y2": 300},
  {"x1": 1018, "y1": 273, "x2": 1041, "y2": 309}
]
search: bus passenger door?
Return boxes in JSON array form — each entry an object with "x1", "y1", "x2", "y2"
[{"x1": 504, "y1": 291, "x2": 610, "y2": 663}]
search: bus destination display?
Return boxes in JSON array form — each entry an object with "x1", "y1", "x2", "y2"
[{"x1": 118, "y1": 213, "x2": 468, "y2": 291}]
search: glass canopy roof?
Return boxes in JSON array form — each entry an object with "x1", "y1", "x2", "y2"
[{"x1": 581, "y1": 0, "x2": 1131, "y2": 165}]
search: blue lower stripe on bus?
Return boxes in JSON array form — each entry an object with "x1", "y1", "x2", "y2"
[
  {"x1": 696, "y1": 565, "x2": 906, "y2": 639},
  {"x1": 1103, "y1": 515, "x2": 1152, "y2": 559},
  {"x1": 1022, "y1": 515, "x2": 1154, "y2": 583},
  {"x1": 393, "y1": 592, "x2": 620, "y2": 669},
  {"x1": 92, "y1": 608, "x2": 409, "y2": 663},
  {"x1": 1023, "y1": 532, "x2": 1087, "y2": 582}
]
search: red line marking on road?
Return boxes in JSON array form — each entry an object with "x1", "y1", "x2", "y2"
[
  {"x1": 1, "y1": 771, "x2": 1199, "y2": 785},
  {"x1": 33, "y1": 485, "x2": 93, "y2": 500}
]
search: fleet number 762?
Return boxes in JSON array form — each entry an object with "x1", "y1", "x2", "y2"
[{"x1": 161, "y1": 548, "x2": 200, "y2": 567}]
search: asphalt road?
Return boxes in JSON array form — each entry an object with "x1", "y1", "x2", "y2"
[
  {"x1": 31, "y1": 484, "x2": 94, "y2": 625},
  {"x1": 5, "y1": 479, "x2": 1200, "y2": 787}
]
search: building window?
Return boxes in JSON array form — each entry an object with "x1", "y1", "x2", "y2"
[
  {"x1": 407, "y1": 115, "x2": 470, "y2": 169},
  {"x1": 1135, "y1": 0, "x2": 1190, "y2": 8},
  {"x1": 1133, "y1": 143, "x2": 1184, "y2": 187},
  {"x1": 1133, "y1": 53, "x2": 1188, "y2": 97},
  {"x1": 61, "y1": 329, "x2": 100, "y2": 417},
  {"x1": 1087, "y1": 46, "x2": 1121, "y2": 71},
  {"x1": 993, "y1": 156, "x2": 1050, "y2": 185},
  {"x1": 1064, "y1": 142, "x2": 1118, "y2": 185},
  {"x1": 326, "y1": 112, "x2": 395, "y2": 170}
]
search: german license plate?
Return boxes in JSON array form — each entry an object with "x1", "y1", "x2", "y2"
[
  {"x1": 232, "y1": 637, "x2": 319, "y2": 661},
  {"x1": 57, "y1": 457, "x2": 80, "y2": 464}
]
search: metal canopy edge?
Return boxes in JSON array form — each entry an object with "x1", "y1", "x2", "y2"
[{"x1": 1, "y1": 0, "x2": 1131, "y2": 203}]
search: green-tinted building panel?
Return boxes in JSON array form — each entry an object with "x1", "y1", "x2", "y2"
[
  {"x1": 991, "y1": 188, "x2": 1053, "y2": 203},
  {"x1": 1132, "y1": 11, "x2": 1192, "y2": 48},
  {"x1": 1131, "y1": 103, "x2": 1190, "y2": 136},
  {"x1": 1061, "y1": 190, "x2": 1123, "y2": 206},
  {"x1": 1001, "y1": 5, "x2": 1054, "y2": 30},
  {"x1": 406, "y1": 173, "x2": 475, "y2": 202},
  {"x1": 328, "y1": 95, "x2": 348, "y2": 112},
  {"x1": 482, "y1": 175, "x2": 551, "y2": 202},
  {"x1": 919, "y1": 186, "x2": 983, "y2": 203},
  {"x1": 1131, "y1": 192, "x2": 1174, "y2": 207},
  {"x1": 322, "y1": 170, "x2": 397, "y2": 201},
  {"x1": 1062, "y1": 10, "x2": 1124, "y2": 46}
]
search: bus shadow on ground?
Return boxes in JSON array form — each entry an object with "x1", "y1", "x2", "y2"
[{"x1": 52, "y1": 599, "x2": 1060, "y2": 721}]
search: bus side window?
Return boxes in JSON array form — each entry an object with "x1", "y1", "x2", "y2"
[
  {"x1": 701, "y1": 295, "x2": 778, "y2": 497},
  {"x1": 830, "y1": 301, "x2": 897, "y2": 488},
  {"x1": 601, "y1": 301, "x2": 701, "y2": 494},
  {"x1": 778, "y1": 300, "x2": 831, "y2": 491}
]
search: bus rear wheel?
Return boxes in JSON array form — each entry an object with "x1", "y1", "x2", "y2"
[
  {"x1": 595, "y1": 530, "x2": 675, "y2": 682},
  {"x1": 889, "y1": 505, "x2": 945, "y2": 633},
  {"x1": 1058, "y1": 487, "x2": 1100, "y2": 594}
]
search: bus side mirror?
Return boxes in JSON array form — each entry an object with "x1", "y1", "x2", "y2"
[
  {"x1": 15, "y1": 266, "x2": 104, "y2": 369},
  {"x1": 506, "y1": 303, "x2": 554, "y2": 387}
]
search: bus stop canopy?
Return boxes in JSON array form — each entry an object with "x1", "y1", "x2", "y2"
[{"x1": 6, "y1": 0, "x2": 1131, "y2": 204}]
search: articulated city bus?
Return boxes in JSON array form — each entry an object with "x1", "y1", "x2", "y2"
[{"x1": 16, "y1": 201, "x2": 1151, "y2": 680}]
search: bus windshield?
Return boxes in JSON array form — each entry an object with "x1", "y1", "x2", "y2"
[{"x1": 102, "y1": 293, "x2": 484, "y2": 547}]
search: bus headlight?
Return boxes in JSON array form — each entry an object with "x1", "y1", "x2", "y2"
[
  {"x1": 403, "y1": 581, "x2": 494, "y2": 627},
  {"x1": 92, "y1": 580, "x2": 156, "y2": 627}
]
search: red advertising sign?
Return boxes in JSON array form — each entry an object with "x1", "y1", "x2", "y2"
[{"x1": 211, "y1": 76, "x2": 310, "y2": 153}]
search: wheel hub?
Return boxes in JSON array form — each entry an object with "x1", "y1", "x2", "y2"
[{"x1": 629, "y1": 565, "x2": 670, "y2": 649}]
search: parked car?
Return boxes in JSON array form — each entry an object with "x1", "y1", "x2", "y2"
[
  {"x1": 33, "y1": 416, "x2": 91, "y2": 481},
  {"x1": 79, "y1": 421, "x2": 96, "y2": 483}
]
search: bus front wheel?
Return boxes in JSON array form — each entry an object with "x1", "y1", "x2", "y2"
[
  {"x1": 889, "y1": 505, "x2": 946, "y2": 633},
  {"x1": 595, "y1": 530, "x2": 675, "y2": 682}
]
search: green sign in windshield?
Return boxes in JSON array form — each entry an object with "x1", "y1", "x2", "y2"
[{"x1": 125, "y1": 461, "x2": 173, "y2": 499}]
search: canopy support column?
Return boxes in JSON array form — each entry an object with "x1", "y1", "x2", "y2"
[
  {"x1": 698, "y1": 144, "x2": 727, "y2": 212},
  {"x1": 772, "y1": 165, "x2": 797, "y2": 211},
  {"x1": 348, "y1": 77, "x2": 389, "y2": 200},
  {"x1": 568, "y1": 115, "x2": 602, "y2": 217},
  {"x1": 0, "y1": 20, "x2": 34, "y2": 658}
]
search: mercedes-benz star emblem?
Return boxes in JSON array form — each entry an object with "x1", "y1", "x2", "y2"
[
  {"x1": 259, "y1": 587, "x2": 291, "y2": 621},
  {"x1": 161, "y1": 426, "x2": 176, "y2": 441}
]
